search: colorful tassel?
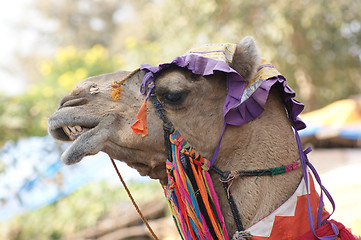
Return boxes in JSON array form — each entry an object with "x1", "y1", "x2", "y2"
[{"x1": 164, "y1": 130, "x2": 229, "y2": 240}]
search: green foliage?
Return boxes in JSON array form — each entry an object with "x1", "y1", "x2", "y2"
[
  {"x1": 128, "y1": 0, "x2": 361, "y2": 110},
  {"x1": 3, "y1": 0, "x2": 360, "y2": 145},
  {"x1": 34, "y1": 0, "x2": 121, "y2": 49},
  {"x1": 0, "y1": 180, "x2": 164, "y2": 240},
  {"x1": 0, "y1": 45, "x2": 123, "y2": 146},
  {"x1": 32, "y1": 0, "x2": 361, "y2": 109}
]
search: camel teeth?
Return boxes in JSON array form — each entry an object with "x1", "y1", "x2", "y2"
[
  {"x1": 62, "y1": 125, "x2": 87, "y2": 140},
  {"x1": 68, "y1": 126, "x2": 77, "y2": 134},
  {"x1": 63, "y1": 126, "x2": 71, "y2": 136}
]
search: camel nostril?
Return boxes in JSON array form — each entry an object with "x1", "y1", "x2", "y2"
[{"x1": 58, "y1": 97, "x2": 88, "y2": 109}]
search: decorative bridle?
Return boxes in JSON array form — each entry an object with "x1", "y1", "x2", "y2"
[
  {"x1": 146, "y1": 89, "x2": 338, "y2": 240},
  {"x1": 147, "y1": 89, "x2": 303, "y2": 240},
  {"x1": 109, "y1": 46, "x2": 340, "y2": 240}
]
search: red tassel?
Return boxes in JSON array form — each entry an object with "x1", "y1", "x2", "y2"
[
  {"x1": 297, "y1": 220, "x2": 360, "y2": 240},
  {"x1": 131, "y1": 100, "x2": 148, "y2": 136}
]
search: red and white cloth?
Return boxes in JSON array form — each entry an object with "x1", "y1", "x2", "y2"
[{"x1": 246, "y1": 172, "x2": 359, "y2": 240}]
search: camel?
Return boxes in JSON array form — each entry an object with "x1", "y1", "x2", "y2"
[{"x1": 48, "y1": 37, "x2": 358, "y2": 240}]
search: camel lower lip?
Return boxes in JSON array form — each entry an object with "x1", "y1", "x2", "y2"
[{"x1": 60, "y1": 126, "x2": 100, "y2": 165}]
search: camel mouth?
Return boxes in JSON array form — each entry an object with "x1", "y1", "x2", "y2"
[
  {"x1": 52, "y1": 123, "x2": 100, "y2": 165},
  {"x1": 48, "y1": 119, "x2": 98, "y2": 142},
  {"x1": 48, "y1": 114, "x2": 117, "y2": 165}
]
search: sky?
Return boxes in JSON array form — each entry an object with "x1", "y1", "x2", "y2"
[{"x1": 0, "y1": 0, "x2": 36, "y2": 96}]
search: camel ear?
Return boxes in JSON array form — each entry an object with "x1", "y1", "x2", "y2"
[{"x1": 231, "y1": 36, "x2": 261, "y2": 82}]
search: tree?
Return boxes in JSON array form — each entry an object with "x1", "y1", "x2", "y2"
[
  {"x1": 32, "y1": 0, "x2": 360, "y2": 110},
  {"x1": 132, "y1": 0, "x2": 361, "y2": 110},
  {"x1": 2, "y1": 0, "x2": 361, "y2": 145},
  {"x1": 34, "y1": 0, "x2": 122, "y2": 49}
]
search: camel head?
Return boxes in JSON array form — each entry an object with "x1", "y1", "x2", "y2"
[
  {"x1": 48, "y1": 37, "x2": 354, "y2": 239},
  {"x1": 48, "y1": 37, "x2": 266, "y2": 185}
]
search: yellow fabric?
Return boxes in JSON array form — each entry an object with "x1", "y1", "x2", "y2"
[
  {"x1": 301, "y1": 99, "x2": 361, "y2": 126},
  {"x1": 248, "y1": 58, "x2": 281, "y2": 86},
  {"x1": 240, "y1": 58, "x2": 281, "y2": 104},
  {"x1": 185, "y1": 43, "x2": 236, "y2": 64}
]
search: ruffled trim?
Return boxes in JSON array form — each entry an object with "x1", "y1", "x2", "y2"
[
  {"x1": 141, "y1": 54, "x2": 246, "y2": 115},
  {"x1": 140, "y1": 54, "x2": 306, "y2": 131},
  {"x1": 226, "y1": 74, "x2": 306, "y2": 130}
]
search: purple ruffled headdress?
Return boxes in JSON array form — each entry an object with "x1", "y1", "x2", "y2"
[
  {"x1": 136, "y1": 44, "x2": 306, "y2": 165},
  {"x1": 139, "y1": 44, "x2": 305, "y2": 128}
]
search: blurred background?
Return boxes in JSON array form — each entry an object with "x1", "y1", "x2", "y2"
[{"x1": 0, "y1": 0, "x2": 360, "y2": 239}]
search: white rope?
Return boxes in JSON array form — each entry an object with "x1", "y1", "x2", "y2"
[{"x1": 232, "y1": 230, "x2": 253, "y2": 240}]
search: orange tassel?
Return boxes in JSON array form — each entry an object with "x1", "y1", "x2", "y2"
[{"x1": 131, "y1": 100, "x2": 148, "y2": 136}]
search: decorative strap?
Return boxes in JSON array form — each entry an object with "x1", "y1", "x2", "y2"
[
  {"x1": 290, "y1": 116, "x2": 339, "y2": 240},
  {"x1": 212, "y1": 158, "x2": 302, "y2": 234},
  {"x1": 149, "y1": 93, "x2": 174, "y2": 161},
  {"x1": 220, "y1": 179, "x2": 244, "y2": 232},
  {"x1": 214, "y1": 160, "x2": 301, "y2": 183}
]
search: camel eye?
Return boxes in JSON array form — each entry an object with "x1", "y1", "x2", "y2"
[{"x1": 162, "y1": 91, "x2": 189, "y2": 105}]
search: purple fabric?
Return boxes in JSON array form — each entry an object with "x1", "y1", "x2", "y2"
[
  {"x1": 227, "y1": 74, "x2": 306, "y2": 130},
  {"x1": 292, "y1": 121, "x2": 338, "y2": 240},
  {"x1": 141, "y1": 54, "x2": 247, "y2": 121},
  {"x1": 257, "y1": 64, "x2": 274, "y2": 71},
  {"x1": 141, "y1": 54, "x2": 306, "y2": 130},
  {"x1": 211, "y1": 123, "x2": 227, "y2": 166}
]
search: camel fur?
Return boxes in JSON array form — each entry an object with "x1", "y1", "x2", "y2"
[{"x1": 48, "y1": 37, "x2": 358, "y2": 239}]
